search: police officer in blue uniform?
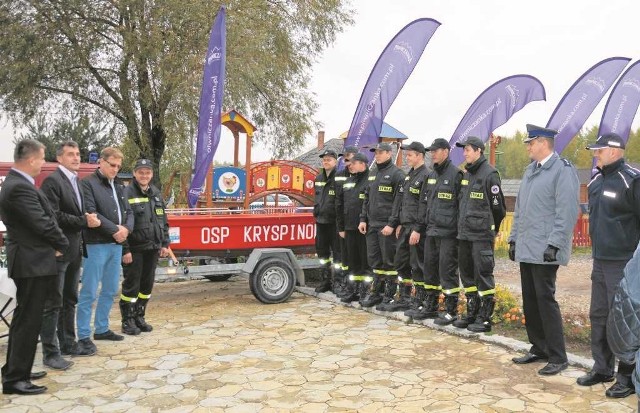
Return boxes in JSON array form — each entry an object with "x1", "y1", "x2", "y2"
[
  {"x1": 509, "y1": 124, "x2": 579, "y2": 376},
  {"x1": 456, "y1": 136, "x2": 506, "y2": 332},
  {"x1": 577, "y1": 133, "x2": 639, "y2": 398}
]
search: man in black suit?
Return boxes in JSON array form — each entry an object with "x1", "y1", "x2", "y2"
[
  {"x1": 40, "y1": 142, "x2": 101, "y2": 368},
  {"x1": 0, "y1": 139, "x2": 69, "y2": 395}
]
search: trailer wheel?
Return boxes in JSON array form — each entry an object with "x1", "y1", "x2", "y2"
[
  {"x1": 204, "y1": 274, "x2": 232, "y2": 282},
  {"x1": 249, "y1": 257, "x2": 295, "y2": 304}
]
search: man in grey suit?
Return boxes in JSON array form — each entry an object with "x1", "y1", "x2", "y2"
[
  {"x1": 508, "y1": 124, "x2": 579, "y2": 376},
  {"x1": 40, "y1": 141, "x2": 101, "y2": 369},
  {"x1": 0, "y1": 139, "x2": 69, "y2": 395}
]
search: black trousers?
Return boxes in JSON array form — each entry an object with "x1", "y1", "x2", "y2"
[
  {"x1": 394, "y1": 226, "x2": 425, "y2": 282},
  {"x1": 458, "y1": 239, "x2": 495, "y2": 295},
  {"x1": 520, "y1": 262, "x2": 567, "y2": 364},
  {"x1": 366, "y1": 226, "x2": 397, "y2": 275},
  {"x1": 590, "y1": 259, "x2": 635, "y2": 384},
  {"x1": 122, "y1": 250, "x2": 160, "y2": 300},
  {"x1": 425, "y1": 236, "x2": 458, "y2": 294},
  {"x1": 339, "y1": 236, "x2": 348, "y2": 271},
  {"x1": 345, "y1": 230, "x2": 367, "y2": 276},
  {"x1": 2, "y1": 274, "x2": 56, "y2": 385},
  {"x1": 41, "y1": 260, "x2": 72, "y2": 358},
  {"x1": 315, "y1": 222, "x2": 340, "y2": 264}
]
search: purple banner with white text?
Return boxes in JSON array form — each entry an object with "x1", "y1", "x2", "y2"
[
  {"x1": 549, "y1": 57, "x2": 630, "y2": 156},
  {"x1": 342, "y1": 18, "x2": 440, "y2": 164},
  {"x1": 449, "y1": 75, "x2": 546, "y2": 166},
  {"x1": 188, "y1": 6, "x2": 227, "y2": 207}
]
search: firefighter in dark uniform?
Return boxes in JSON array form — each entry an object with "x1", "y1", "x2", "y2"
[
  {"x1": 120, "y1": 159, "x2": 170, "y2": 335},
  {"x1": 413, "y1": 139, "x2": 463, "y2": 323},
  {"x1": 313, "y1": 148, "x2": 339, "y2": 293},
  {"x1": 334, "y1": 146, "x2": 358, "y2": 298},
  {"x1": 455, "y1": 136, "x2": 506, "y2": 332},
  {"x1": 337, "y1": 152, "x2": 370, "y2": 303},
  {"x1": 577, "y1": 133, "x2": 640, "y2": 398},
  {"x1": 358, "y1": 142, "x2": 406, "y2": 308},
  {"x1": 377, "y1": 141, "x2": 429, "y2": 312}
]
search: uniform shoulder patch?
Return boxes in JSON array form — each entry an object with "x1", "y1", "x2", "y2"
[
  {"x1": 560, "y1": 158, "x2": 572, "y2": 167},
  {"x1": 623, "y1": 164, "x2": 640, "y2": 178},
  {"x1": 490, "y1": 185, "x2": 500, "y2": 194}
]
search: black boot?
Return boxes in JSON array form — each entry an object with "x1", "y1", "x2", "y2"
[
  {"x1": 340, "y1": 278, "x2": 360, "y2": 303},
  {"x1": 314, "y1": 264, "x2": 332, "y2": 293},
  {"x1": 332, "y1": 267, "x2": 345, "y2": 296},
  {"x1": 375, "y1": 277, "x2": 398, "y2": 311},
  {"x1": 361, "y1": 275, "x2": 385, "y2": 308},
  {"x1": 385, "y1": 282, "x2": 413, "y2": 312},
  {"x1": 467, "y1": 295, "x2": 496, "y2": 333},
  {"x1": 358, "y1": 277, "x2": 373, "y2": 306},
  {"x1": 453, "y1": 292, "x2": 480, "y2": 329},
  {"x1": 412, "y1": 291, "x2": 440, "y2": 320},
  {"x1": 404, "y1": 285, "x2": 425, "y2": 317},
  {"x1": 135, "y1": 299, "x2": 153, "y2": 332},
  {"x1": 434, "y1": 294, "x2": 459, "y2": 326},
  {"x1": 120, "y1": 300, "x2": 141, "y2": 336}
]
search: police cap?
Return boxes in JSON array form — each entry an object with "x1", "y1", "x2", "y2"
[
  {"x1": 586, "y1": 133, "x2": 626, "y2": 150},
  {"x1": 524, "y1": 124, "x2": 558, "y2": 143}
]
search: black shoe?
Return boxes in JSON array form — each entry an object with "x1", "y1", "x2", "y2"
[
  {"x1": 60, "y1": 342, "x2": 78, "y2": 356},
  {"x1": 434, "y1": 312, "x2": 456, "y2": 326},
  {"x1": 94, "y1": 330, "x2": 124, "y2": 341},
  {"x1": 29, "y1": 371, "x2": 47, "y2": 380},
  {"x1": 3, "y1": 381, "x2": 47, "y2": 395},
  {"x1": 43, "y1": 355, "x2": 74, "y2": 370},
  {"x1": 605, "y1": 382, "x2": 635, "y2": 398},
  {"x1": 64, "y1": 341, "x2": 95, "y2": 357},
  {"x1": 576, "y1": 371, "x2": 615, "y2": 386},
  {"x1": 538, "y1": 362, "x2": 569, "y2": 375},
  {"x1": 360, "y1": 293, "x2": 383, "y2": 308},
  {"x1": 314, "y1": 279, "x2": 332, "y2": 293},
  {"x1": 467, "y1": 319, "x2": 491, "y2": 332},
  {"x1": 77, "y1": 338, "x2": 97, "y2": 355},
  {"x1": 512, "y1": 352, "x2": 548, "y2": 364}
]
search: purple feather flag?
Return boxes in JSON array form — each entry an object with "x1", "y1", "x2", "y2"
[
  {"x1": 188, "y1": 6, "x2": 227, "y2": 208},
  {"x1": 341, "y1": 18, "x2": 440, "y2": 166},
  {"x1": 548, "y1": 57, "x2": 630, "y2": 156},
  {"x1": 449, "y1": 75, "x2": 546, "y2": 166}
]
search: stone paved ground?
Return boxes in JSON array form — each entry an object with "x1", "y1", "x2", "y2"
[{"x1": 0, "y1": 276, "x2": 637, "y2": 412}]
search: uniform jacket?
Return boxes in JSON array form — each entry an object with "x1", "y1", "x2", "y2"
[
  {"x1": 418, "y1": 158, "x2": 463, "y2": 239},
  {"x1": 122, "y1": 179, "x2": 170, "y2": 254},
  {"x1": 0, "y1": 169, "x2": 69, "y2": 279},
  {"x1": 336, "y1": 170, "x2": 369, "y2": 232},
  {"x1": 509, "y1": 153, "x2": 579, "y2": 265},
  {"x1": 457, "y1": 155, "x2": 506, "y2": 242},
  {"x1": 313, "y1": 167, "x2": 337, "y2": 224},
  {"x1": 587, "y1": 158, "x2": 640, "y2": 261},
  {"x1": 360, "y1": 159, "x2": 406, "y2": 228},
  {"x1": 389, "y1": 163, "x2": 429, "y2": 233},
  {"x1": 607, "y1": 242, "x2": 640, "y2": 394},
  {"x1": 41, "y1": 167, "x2": 88, "y2": 262},
  {"x1": 81, "y1": 169, "x2": 133, "y2": 244}
]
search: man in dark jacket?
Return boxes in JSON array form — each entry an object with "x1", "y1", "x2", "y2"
[
  {"x1": 120, "y1": 159, "x2": 170, "y2": 335},
  {"x1": 577, "y1": 133, "x2": 639, "y2": 398},
  {"x1": 456, "y1": 136, "x2": 506, "y2": 333},
  {"x1": 78, "y1": 148, "x2": 133, "y2": 354},
  {"x1": 377, "y1": 141, "x2": 429, "y2": 312},
  {"x1": 358, "y1": 143, "x2": 406, "y2": 307},
  {"x1": 337, "y1": 152, "x2": 370, "y2": 303},
  {"x1": 313, "y1": 149, "x2": 339, "y2": 293},
  {"x1": 0, "y1": 139, "x2": 69, "y2": 395},
  {"x1": 607, "y1": 241, "x2": 640, "y2": 409},
  {"x1": 40, "y1": 141, "x2": 101, "y2": 368}
]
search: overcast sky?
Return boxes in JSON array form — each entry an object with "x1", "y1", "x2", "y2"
[{"x1": 2, "y1": 0, "x2": 640, "y2": 163}]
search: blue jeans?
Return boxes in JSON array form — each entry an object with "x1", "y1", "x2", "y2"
[{"x1": 77, "y1": 244, "x2": 122, "y2": 339}]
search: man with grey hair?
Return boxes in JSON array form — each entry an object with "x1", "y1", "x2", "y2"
[
  {"x1": 509, "y1": 124, "x2": 579, "y2": 376},
  {"x1": 0, "y1": 139, "x2": 69, "y2": 395},
  {"x1": 40, "y1": 141, "x2": 101, "y2": 368},
  {"x1": 577, "y1": 133, "x2": 639, "y2": 398}
]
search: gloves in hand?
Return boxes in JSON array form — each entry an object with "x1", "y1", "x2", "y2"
[
  {"x1": 543, "y1": 245, "x2": 559, "y2": 262},
  {"x1": 508, "y1": 242, "x2": 516, "y2": 261}
]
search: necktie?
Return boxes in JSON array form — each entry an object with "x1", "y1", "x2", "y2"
[{"x1": 536, "y1": 162, "x2": 542, "y2": 169}]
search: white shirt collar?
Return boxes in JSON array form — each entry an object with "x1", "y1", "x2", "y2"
[
  {"x1": 11, "y1": 167, "x2": 35, "y2": 185},
  {"x1": 58, "y1": 164, "x2": 78, "y2": 181},
  {"x1": 538, "y1": 152, "x2": 554, "y2": 167}
]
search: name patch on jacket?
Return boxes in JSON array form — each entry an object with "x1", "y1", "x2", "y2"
[
  {"x1": 378, "y1": 185, "x2": 393, "y2": 192},
  {"x1": 409, "y1": 187, "x2": 420, "y2": 194},
  {"x1": 470, "y1": 192, "x2": 484, "y2": 200},
  {"x1": 155, "y1": 208, "x2": 164, "y2": 216},
  {"x1": 328, "y1": 190, "x2": 335, "y2": 196},
  {"x1": 427, "y1": 178, "x2": 437, "y2": 185},
  {"x1": 437, "y1": 192, "x2": 453, "y2": 200},
  {"x1": 461, "y1": 179, "x2": 469, "y2": 186},
  {"x1": 603, "y1": 191, "x2": 617, "y2": 198}
]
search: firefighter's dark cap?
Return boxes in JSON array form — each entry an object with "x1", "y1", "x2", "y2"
[
  {"x1": 133, "y1": 159, "x2": 153, "y2": 171},
  {"x1": 369, "y1": 142, "x2": 393, "y2": 152},
  {"x1": 425, "y1": 138, "x2": 450, "y2": 151},
  {"x1": 339, "y1": 146, "x2": 359, "y2": 157},
  {"x1": 455, "y1": 136, "x2": 485, "y2": 150},
  {"x1": 318, "y1": 149, "x2": 338, "y2": 159},
  {"x1": 351, "y1": 153, "x2": 369, "y2": 163},
  {"x1": 400, "y1": 141, "x2": 426, "y2": 154}
]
